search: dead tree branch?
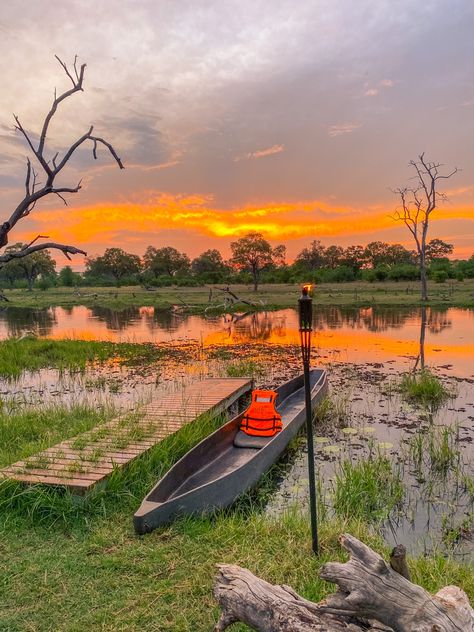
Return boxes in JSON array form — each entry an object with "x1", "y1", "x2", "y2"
[
  {"x1": 391, "y1": 153, "x2": 459, "y2": 301},
  {"x1": 0, "y1": 55, "x2": 124, "y2": 261},
  {"x1": 214, "y1": 534, "x2": 473, "y2": 632}
]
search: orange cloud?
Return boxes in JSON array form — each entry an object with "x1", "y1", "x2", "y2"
[
  {"x1": 234, "y1": 144, "x2": 285, "y2": 161},
  {"x1": 16, "y1": 194, "x2": 474, "y2": 251}
]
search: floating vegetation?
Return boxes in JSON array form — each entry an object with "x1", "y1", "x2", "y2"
[
  {"x1": 332, "y1": 453, "x2": 404, "y2": 522},
  {"x1": 398, "y1": 369, "x2": 452, "y2": 407}
]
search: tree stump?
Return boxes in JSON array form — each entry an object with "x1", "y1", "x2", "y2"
[{"x1": 213, "y1": 534, "x2": 473, "y2": 632}]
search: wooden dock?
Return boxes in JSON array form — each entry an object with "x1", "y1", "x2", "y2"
[{"x1": 0, "y1": 377, "x2": 252, "y2": 493}]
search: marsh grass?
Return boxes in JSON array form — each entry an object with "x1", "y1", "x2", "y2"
[
  {"x1": 399, "y1": 369, "x2": 452, "y2": 407},
  {"x1": 226, "y1": 359, "x2": 265, "y2": 378},
  {"x1": 0, "y1": 401, "x2": 114, "y2": 468},
  {"x1": 332, "y1": 452, "x2": 404, "y2": 522},
  {"x1": 0, "y1": 337, "x2": 166, "y2": 378},
  {"x1": 313, "y1": 393, "x2": 350, "y2": 428},
  {"x1": 407, "y1": 424, "x2": 461, "y2": 479}
]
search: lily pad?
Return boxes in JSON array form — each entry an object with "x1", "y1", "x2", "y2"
[
  {"x1": 378, "y1": 442, "x2": 394, "y2": 450},
  {"x1": 323, "y1": 445, "x2": 341, "y2": 454},
  {"x1": 362, "y1": 426, "x2": 375, "y2": 433},
  {"x1": 315, "y1": 436, "x2": 330, "y2": 444},
  {"x1": 341, "y1": 427, "x2": 358, "y2": 435}
]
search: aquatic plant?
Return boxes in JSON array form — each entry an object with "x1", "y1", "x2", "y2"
[
  {"x1": 0, "y1": 337, "x2": 166, "y2": 379},
  {"x1": 332, "y1": 453, "x2": 404, "y2": 522},
  {"x1": 407, "y1": 424, "x2": 461, "y2": 478},
  {"x1": 226, "y1": 359, "x2": 265, "y2": 378},
  {"x1": 0, "y1": 401, "x2": 114, "y2": 468},
  {"x1": 399, "y1": 369, "x2": 452, "y2": 407},
  {"x1": 313, "y1": 393, "x2": 350, "y2": 428}
]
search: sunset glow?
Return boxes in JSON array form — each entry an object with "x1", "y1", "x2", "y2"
[{"x1": 1, "y1": 1, "x2": 474, "y2": 265}]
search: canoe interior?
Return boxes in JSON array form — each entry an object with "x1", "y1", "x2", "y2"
[{"x1": 146, "y1": 369, "x2": 325, "y2": 503}]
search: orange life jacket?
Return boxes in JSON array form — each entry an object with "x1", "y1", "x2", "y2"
[{"x1": 240, "y1": 390, "x2": 282, "y2": 437}]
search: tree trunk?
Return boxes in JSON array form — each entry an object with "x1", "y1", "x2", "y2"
[
  {"x1": 213, "y1": 534, "x2": 473, "y2": 632},
  {"x1": 420, "y1": 254, "x2": 428, "y2": 301}
]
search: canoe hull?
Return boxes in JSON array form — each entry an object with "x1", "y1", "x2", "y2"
[{"x1": 134, "y1": 369, "x2": 327, "y2": 534}]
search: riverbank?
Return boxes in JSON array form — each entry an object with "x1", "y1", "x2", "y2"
[{"x1": 1, "y1": 279, "x2": 473, "y2": 310}]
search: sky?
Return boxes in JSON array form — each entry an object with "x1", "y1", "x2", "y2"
[{"x1": 1, "y1": 0, "x2": 474, "y2": 269}]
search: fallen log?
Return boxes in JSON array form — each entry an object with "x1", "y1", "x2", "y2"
[{"x1": 213, "y1": 534, "x2": 473, "y2": 632}]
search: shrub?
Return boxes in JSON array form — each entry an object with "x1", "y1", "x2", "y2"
[{"x1": 433, "y1": 270, "x2": 448, "y2": 283}]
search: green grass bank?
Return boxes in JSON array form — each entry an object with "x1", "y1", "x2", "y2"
[
  {"x1": 0, "y1": 337, "x2": 180, "y2": 378},
  {"x1": 2, "y1": 278, "x2": 473, "y2": 310},
  {"x1": 0, "y1": 404, "x2": 472, "y2": 630}
]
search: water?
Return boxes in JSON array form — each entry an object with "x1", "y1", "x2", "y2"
[{"x1": 1, "y1": 304, "x2": 473, "y2": 557}]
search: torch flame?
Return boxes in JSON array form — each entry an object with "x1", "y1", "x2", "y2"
[{"x1": 302, "y1": 283, "x2": 313, "y2": 295}]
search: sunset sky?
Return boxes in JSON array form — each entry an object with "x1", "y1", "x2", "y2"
[{"x1": 1, "y1": 0, "x2": 474, "y2": 269}]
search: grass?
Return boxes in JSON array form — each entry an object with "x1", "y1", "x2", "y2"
[
  {"x1": 407, "y1": 424, "x2": 461, "y2": 479},
  {"x1": 399, "y1": 369, "x2": 452, "y2": 407},
  {"x1": 0, "y1": 402, "x2": 472, "y2": 629},
  {"x1": 0, "y1": 337, "x2": 172, "y2": 378},
  {"x1": 1, "y1": 279, "x2": 473, "y2": 310},
  {"x1": 225, "y1": 359, "x2": 265, "y2": 378},
  {"x1": 313, "y1": 393, "x2": 351, "y2": 428},
  {"x1": 0, "y1": 401, "x2": 115, "y2": 468},
  {"x1": 332, "y1": 452, "x2": 404, "y2": 522}
]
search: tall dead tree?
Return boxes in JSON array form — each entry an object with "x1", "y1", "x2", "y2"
[
  {"x1": 0, "y1": 55, "x2": 123, "y2": 290},
  {"x1": 392, "y1": 154, "x2": 458, "y2": 301}
]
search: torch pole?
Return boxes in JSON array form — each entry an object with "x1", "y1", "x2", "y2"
[
  {"x1": 304, "y1": 353, "x2": 318, "y2": 555},
  {"x1": 299, "y1": 286, "x2": 319, "y2": 555}
]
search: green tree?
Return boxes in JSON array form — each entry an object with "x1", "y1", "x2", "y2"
[
  {"x1": 323, "y1": 245, "x2": 344, "y2": 269},
  {"x1": 58, "y1": 265, "x2": 81, "y2": 287},
  {"x1": 0, "y1": 243, "x2": 56, "y2": 290},
  {"x1": 191, "y1": 249, "x2": 229, "y2": 282},
  {"x1": 85, "y1": 248, "x2": 141, "y2": 284},
  {"x1": 143, "y1": 246, "x2": 190, "y2": 278},
  {"x1": 230, "y1": 232, "x2": 284, "y2": 291},
  {"x1": 340, "y1": 245, "x2": 367, "y2": 273},
  {"x1": 295, "y1": 240, "x2": 326, "y2": 270},
  {"x1": 425, "y1": 238, "x2": 454, "y2": 262}
]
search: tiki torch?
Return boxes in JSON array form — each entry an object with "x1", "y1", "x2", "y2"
[{"x1": 298, "y1": 284, "x2": 318, "y2": 555}]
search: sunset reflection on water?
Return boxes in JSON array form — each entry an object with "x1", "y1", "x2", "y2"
[{"x1": 1, "y1": 305, "x2": 473, "y2": 377}]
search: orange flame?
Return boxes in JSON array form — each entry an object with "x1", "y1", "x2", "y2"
[{"x1": 302, "y1": 283, "x2": 313, "y2": 295}]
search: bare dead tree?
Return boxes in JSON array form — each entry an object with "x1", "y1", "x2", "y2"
[
  {"x1": 0, "y1": 55, "x2": 124, "y2": 273},
  {"x1": 391, "y1": 153, "x2": 458, "y2": 301}
]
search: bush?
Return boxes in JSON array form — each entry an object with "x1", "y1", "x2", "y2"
[
  {"x1": 374, "y1": 265, "x2": 389, "y2": 281},
  {"x1": 387, "y1": 264, "x2": 419, "y2": 281},
  {"x1": 433, "y1": 270, "x2": 448, "y2": 283}
]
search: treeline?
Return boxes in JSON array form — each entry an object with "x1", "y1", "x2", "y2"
[{"x1": 1, "y1": 233, "x2": 473, "y2": 291}]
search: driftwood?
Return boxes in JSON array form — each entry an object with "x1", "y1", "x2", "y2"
[{"x1": 214, "y1": 534, "x2": 473, "y2": 632}]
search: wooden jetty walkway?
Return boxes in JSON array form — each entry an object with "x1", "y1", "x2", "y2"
[{"x1": 0, "y1": 378, "x2": 252, "y2": 493}]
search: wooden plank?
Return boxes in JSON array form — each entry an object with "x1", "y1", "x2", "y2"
[{"x1": 1, "y1": 377, "x2": 252, "y2": 493}]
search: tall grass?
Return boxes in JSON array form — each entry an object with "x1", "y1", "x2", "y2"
[
  {"x1": 407, "y1": 424, "x2": 461, "y2": 479},
  {"x1": 226, "y1": 359, "x2": 265, "y2": 378},
  {"x1": 0, "y1": 401, "x2": 115, "y2": 468},
  {"x1": 0, "y1": 337, "x2": 164, "y2": 378},
  {"x1": 399, "y1": 369, "x2": 451, "y2": 407},
  {"x1": 332, "y1": 453, "x2": 404, "y2": 522}
]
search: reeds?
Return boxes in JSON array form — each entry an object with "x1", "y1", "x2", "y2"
[
  {"x1": 332, "y1": 452, "x2": 404, "y2": 522},
  {"x1": 399, "y1": 369, "x2": 452, "y2": 407}
]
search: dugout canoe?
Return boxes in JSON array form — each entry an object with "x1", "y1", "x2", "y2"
[{"x1": 133, "y1": 368, "x2": 327, "y2": 534}]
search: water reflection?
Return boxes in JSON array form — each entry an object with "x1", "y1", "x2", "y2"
[{"x1": 0, "y1": 305, "x2": 472, "y2": 376}]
